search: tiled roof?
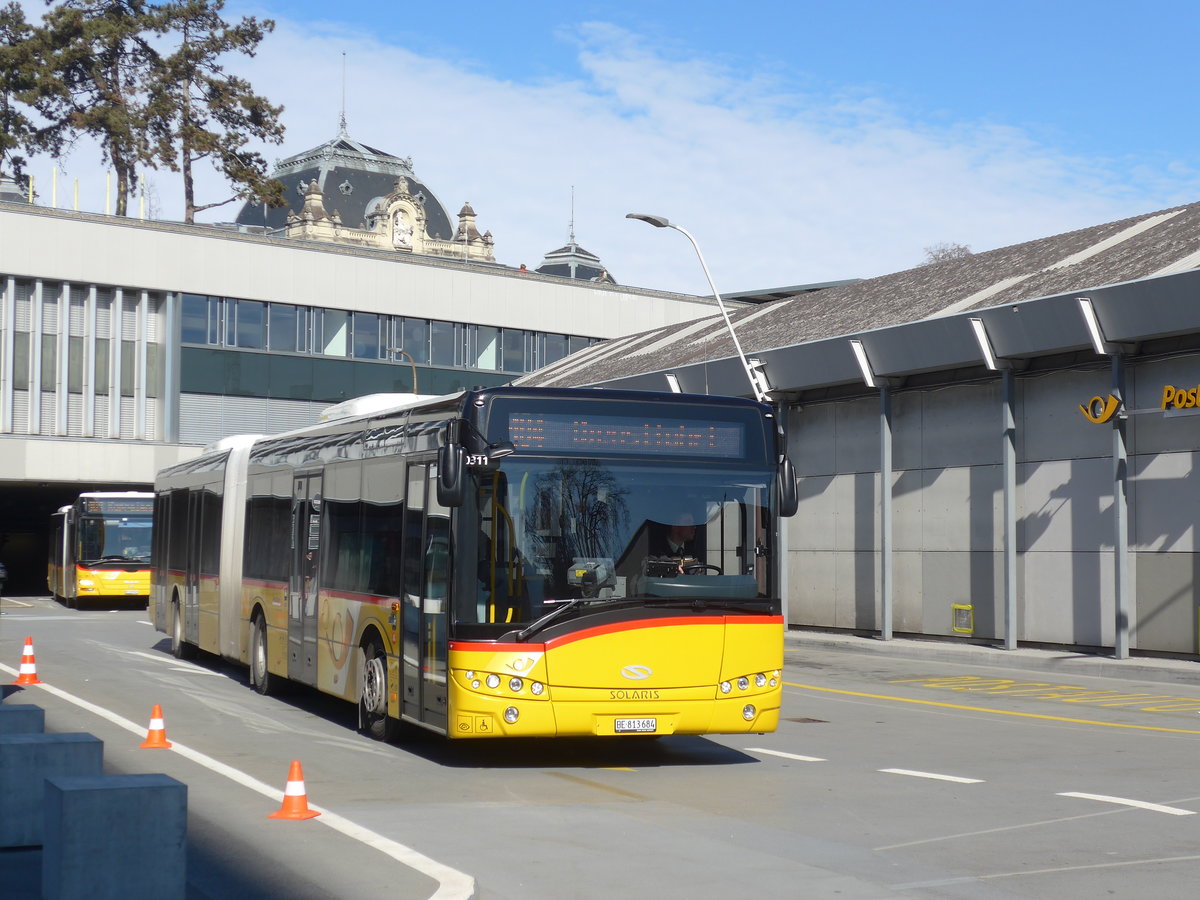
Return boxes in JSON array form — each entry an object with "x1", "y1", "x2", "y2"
[{"x1": 521, "y1": 201, "x2": 1200, "y2": 389}]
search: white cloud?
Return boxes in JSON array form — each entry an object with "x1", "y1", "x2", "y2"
[{"x1": 16, "y1": 11, "x2": 1198, "y2": 295}]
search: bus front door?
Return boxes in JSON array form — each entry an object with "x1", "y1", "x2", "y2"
[
  {"x1": 401, "y1": 462, "x2": 449, "y2": 731},
  {"x1": 289, "y1": 472, "x2": 321, "y2": 686}
]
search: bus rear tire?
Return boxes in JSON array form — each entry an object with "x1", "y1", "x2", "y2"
[
  {"x1": 171, "y1": 600, "x2": 196, "y2": 660},
  {"x1": 250, "y1": 614, "x2": 277, "y2": 696},
  {"x1": 359, "y1": 638, "x2": 398, "y2": 742}
]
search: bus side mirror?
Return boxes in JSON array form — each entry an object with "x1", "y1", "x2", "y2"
[
  {"x1": 437, "y1": 443, "x2": 467, "y2": 507},
  {"x1": 777, "y1": 457, "x2": 798, "y2": 518}
]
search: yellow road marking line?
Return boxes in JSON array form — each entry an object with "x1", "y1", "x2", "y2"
[{"x1": 784, "y1": 682, "x2": 1200, "y2": 735}]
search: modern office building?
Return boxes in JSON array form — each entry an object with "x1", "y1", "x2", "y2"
[
  {"x1": 0, "y1": 153, "x2": 725, "y2": 591},
  {"x1": 523, "y1": 201, "x2": 1200, "y2": 658}
]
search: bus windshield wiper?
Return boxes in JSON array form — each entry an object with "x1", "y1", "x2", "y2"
[{"x1": 509, "y1": 599, "x2": 585, "y2": 642}]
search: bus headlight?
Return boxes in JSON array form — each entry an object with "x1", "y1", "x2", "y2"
[
  {"x1": 737, "y1": 676, "x2": 750, "y2": 691},
  {"x1": 79, "y1": 579, "x2": 95, "y2": 588},
  {"x1": 486, "y1": 674, "x2": 500, "y2": 689},
  {"x1": 720, "y1": 681, "x2": 732, "y2": 694},
  {"x1": 508, "y1": 677, "x2": 523, "y2": 692},
  {"x1": 471, "y1": 679, "x2": 481, "y2": 689},
  {"x1": 530, "y1": 681, "x2": 544, "y2": 696},
  {"x1": 742, "y1": 704, "x2": 757, "y2": 721},
  {"x1": 504, "y1": 707, "x2": 519, "y2": 724},
  {"x1": 755, "y1": 673, "x2": 767, "y2": 688}
]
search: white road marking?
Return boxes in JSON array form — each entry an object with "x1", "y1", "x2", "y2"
[
  {"x1": 0, "y1": 660, "x2": 475, "y2": 899},
  {"x1": 747, "y1": 747, "x2": 826, "y2": 762},
  {"x1": 879, "y1": 768, "x2": 984, "y2": 784},
  {"x1": 93, "y1": 647, "x2": 225, "y2": 677},
  {"x1": 1058, "y1": 792, "x2": 1196, "y2": 816},
  {"x1": 137, "y1": 620, "x2": 152, "y2": 626}
]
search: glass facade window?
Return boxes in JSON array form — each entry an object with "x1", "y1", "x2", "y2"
[
  {"x1": 319, "y1": 309, "x2": 349, "y2": 357},
  {"x1": 268, "y1": 303, "x2": 298, "y2": 352},
  {"x1": 68, "y1": 336, "x2": 84, "y2": 392},
  {"x1": 234, "y1": 299, "x2": 265, "y2": 349},
  {"x1": 39, "y1": 335, "x2": 56, "y2": 391},
  {"x1": 176, "y1": 295, "x2": 599, "y2": 376},
  {"x1": 120, "y1": 340, "x2": 136, "y2": 397},
  {"x1": 94, "y1": 339, "x2": 109, "y2": 393},
  {"x1": 181, "y1": 294, "x2": 212, "y2": 344},
  {"x1": 474, "y1": 325, "x2": 499, "y2": 370},
  {"x1": 430, "y1": 320, "x2": 456, "y2": 367},
  {"x1": 543, "y1": 333, "x2": 568, "y2": 367},
  {"x1": 353, "y1": 312, "x2": 383, "y2": 360},
  {"x1": 401, "y1": 317, "x2": 430, "y2": 364},
  {"x1": 501, "y1": 328, "x2": 525, "y2": 373},
  {"x1": 12, "y1": 333, "x2": 29, "y2": 390}
]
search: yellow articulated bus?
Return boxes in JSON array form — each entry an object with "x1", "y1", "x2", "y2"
[
  {"x1": 151, "y1": 386, "x2": 798, "y2": 741},
  {"x1": 49, "y1": 492, "x2": 155, "y2": 608}
]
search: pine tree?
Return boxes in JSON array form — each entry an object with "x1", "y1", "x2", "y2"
[
  {"x1": 37, "y1": 0, "x2": 169, "y2": 216},
  {"x1": 154, "y1": 0, "x2": 285, "y2": 223},
  {"x1": 0, "y1": 1, "x2": 55, "y2": 184}
]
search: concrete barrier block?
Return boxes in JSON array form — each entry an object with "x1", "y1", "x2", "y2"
[
  {"x1": 43, "y1": 774, "x2": 187, "y2": 900},
  {"x1": 0, "y1": 733, "x2": 103, "y2": 847},
  {"x1": 0, "y1": 704, "x2": 45, "y2": 733}
]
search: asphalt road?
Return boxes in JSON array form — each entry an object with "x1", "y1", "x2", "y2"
[{"x1": 4, "y1": 595, "x2": 1200, "y2": 899}]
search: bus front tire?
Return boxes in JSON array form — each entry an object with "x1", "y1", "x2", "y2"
[
  {"x1": 250, "y1": 615, "x2": 277, "y2": 696},
  {"x1": 171, "y1": 601, "x2": 196, "y2": 660},
  {"x1": 359, "y1": 638, "x2": 398, "y2": 742}
]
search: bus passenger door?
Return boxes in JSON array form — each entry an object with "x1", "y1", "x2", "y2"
[
  {"x1": 289, "y1": 472, "x2": 322, "y2": 685},
  {"x1": 424, "y1": 463, "x2": 450, "y2": 730},
  {"x1": 183, "y1": 492, "x2": 203, "y2": 641},
  {"x1": 401, "y1": 462, "x2": 450, "y2": 731}
]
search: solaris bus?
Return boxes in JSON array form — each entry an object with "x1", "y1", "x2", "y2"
[{"x1": 151, "y1": 387, "x2": 798, "y2": 740}]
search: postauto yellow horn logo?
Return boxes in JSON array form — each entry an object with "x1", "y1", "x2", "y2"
[{"x1": 1079, "y1": 394, "x2": 1121, "y2": 424}]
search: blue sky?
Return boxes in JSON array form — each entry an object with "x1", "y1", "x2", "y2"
[{"x1": 19, "y1": 0, "x2": 1200, "y2": 295}]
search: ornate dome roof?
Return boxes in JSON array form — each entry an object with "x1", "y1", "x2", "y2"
[{"x1": 235, "y1": 128, "x2": 455, "y2": 240}]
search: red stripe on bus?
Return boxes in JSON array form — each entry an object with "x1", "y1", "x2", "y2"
[{"x1": 450, "y1": 614, "x2": 780, "y2": 653}]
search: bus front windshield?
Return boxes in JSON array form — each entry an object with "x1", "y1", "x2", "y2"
[
  {"x1": 461, "y1": 458, "x2": 775, "y2": 629},
  {"x1": 78, "y1": 516, "x2": 153, "y2": 565}
]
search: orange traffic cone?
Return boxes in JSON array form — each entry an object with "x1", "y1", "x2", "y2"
[
  {"x1": 13, "y1": 636, "x2": 42, "y2": 685},
  {"x1": 139, "y1": 704, "x2": 173, "y2": 749},
  {"x1": 268, "y1": 760, "x2": 321, "y2": 820}
]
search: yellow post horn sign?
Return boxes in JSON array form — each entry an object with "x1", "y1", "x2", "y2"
[{"x1": 1079, "y1": 394, "x2": 1121, "y2": 424}]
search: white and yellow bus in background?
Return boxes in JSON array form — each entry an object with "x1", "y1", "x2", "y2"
[{"x1": 49, "y1": 492, "x2": 154, "y2": 608}]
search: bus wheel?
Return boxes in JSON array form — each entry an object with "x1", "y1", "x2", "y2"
[
  {"x1": 250, "y1": 614, "x2": 277, "y2": 696},
  {"x1": 171, "y1": 600, "x2": 196, "y2": 660},
  {"x1": 359, "y1": 639, "x2": 398, "y2": 742}
]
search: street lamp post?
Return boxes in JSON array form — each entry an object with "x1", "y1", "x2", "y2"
[
  {"x1": 626, "y1": 213, "x2": 767, "y2": 403},
  {"x1": 389, "y1": 347, "x2": 420, "y2": 393}
]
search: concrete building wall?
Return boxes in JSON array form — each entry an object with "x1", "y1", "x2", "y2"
[
  {"x1": 787, "y1": 352, "x2": 1200, "y2": 656},
  {"x1": 0, "y1": 205, "x2": 717, "y2": 339}
]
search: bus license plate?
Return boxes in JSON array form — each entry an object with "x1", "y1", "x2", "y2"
[{"x1": 615, "y1": 718, "x2": 656, "y2": 734}]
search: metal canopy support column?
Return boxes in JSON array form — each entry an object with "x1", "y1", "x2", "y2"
[
  {"x1": 880, "y1": 384, "x2": 893, "y2": 641},
  {"x1": 1112, "y1": 354, "x2": 1130, "y2": 659},
  {"x1": 1002, "y1": 370, "x2": 1018, "y2": 650}
]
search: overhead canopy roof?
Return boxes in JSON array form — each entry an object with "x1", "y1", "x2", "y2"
[{"x1": 518, "y1": 201, "x2": 1200, "y2": 398}]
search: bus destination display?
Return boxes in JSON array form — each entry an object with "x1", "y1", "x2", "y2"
[
  {"x1": 84, "y1": 498, "x2": 154, "y2": 515},
  {"x1": 508, "y1": 413, "x2": 744, "y2": 458}
]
